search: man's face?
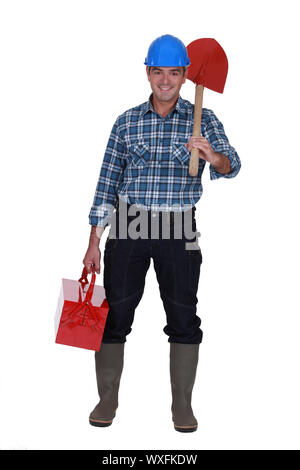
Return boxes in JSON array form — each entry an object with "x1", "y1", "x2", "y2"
[{"x1": 146, "y1": 66, "x2": 186, "y2": 103}]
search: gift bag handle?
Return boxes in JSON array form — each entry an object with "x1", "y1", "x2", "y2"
[
  {"x1": 78, "y1": 267, "x2": 89, "y2": 289},
  {"x1": 78, "y1": 267, "x2": 96, "y2": 304}
]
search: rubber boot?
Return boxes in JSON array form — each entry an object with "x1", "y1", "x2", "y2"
[
  {"x1": 170, "y1": 343, "x2": 199, "y2": 433},
  {"x1": 89, "y1": 343, "x2": 125, "y2": 427}
]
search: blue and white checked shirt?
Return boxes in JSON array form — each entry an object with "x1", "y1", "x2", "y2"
[{"x1": 89, "y1": 93, "x2": 241, "y2": 227}]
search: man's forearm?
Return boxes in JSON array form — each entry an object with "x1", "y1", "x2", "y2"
[
  {"x1": 89, "y1": 225, "x2": 105, "y2": 247},
  {"x1": 211, "y1": 152, "x2": 231, "y2": 175}
]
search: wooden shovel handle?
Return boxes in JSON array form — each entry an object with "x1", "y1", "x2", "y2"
[{"x1": 189, "y1": 84, "x2": 204, "y2": 177}]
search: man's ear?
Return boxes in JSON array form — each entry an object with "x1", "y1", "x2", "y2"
[{"x1": 146, "y1": 66, "x2": 150, "y2": 81}]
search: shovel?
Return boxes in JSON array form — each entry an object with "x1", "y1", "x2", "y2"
[{"x1": 186, "y1": 38, "x2": 228, "y2": 177}]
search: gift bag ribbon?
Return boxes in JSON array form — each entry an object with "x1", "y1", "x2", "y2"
[{"x1": 61, "y1": 267, "x2": 105, "y2": 331}]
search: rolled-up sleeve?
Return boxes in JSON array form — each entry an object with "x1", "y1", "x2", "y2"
[
  {"x1": 203, "y1": 109, "x2": 241, "y2": 180},
  {"x1": 89, "y1": 117, "x2": 126, "y2": 227}
]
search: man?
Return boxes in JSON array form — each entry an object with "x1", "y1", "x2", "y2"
[{"x1": 83, "y1": 34, "x2": 241, "y2": 432}]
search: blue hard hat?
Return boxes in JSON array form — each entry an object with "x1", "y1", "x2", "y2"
[{"x1": 144, "y1": 34, "x2": 190, "y2": 67}]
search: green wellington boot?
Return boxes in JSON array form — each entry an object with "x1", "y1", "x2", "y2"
[
  {"x1": 89, "y1": 343, "x2": 125, "y2": 427},
  {"x1": 170, "y1": 343, "x2": 200, "y2": 433}
]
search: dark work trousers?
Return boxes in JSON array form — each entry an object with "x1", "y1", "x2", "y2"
[{"x1": 101, "y1": 201, "x2": 203, "y2": 344}]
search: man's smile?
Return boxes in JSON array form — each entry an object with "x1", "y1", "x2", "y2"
[{"x1": 158, "y1": 86, "x2": 172, "y2": 92}]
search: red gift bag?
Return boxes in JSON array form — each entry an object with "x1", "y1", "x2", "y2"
[{"x1": 55, "y1": 267, "x2": 109, "y2": 351}]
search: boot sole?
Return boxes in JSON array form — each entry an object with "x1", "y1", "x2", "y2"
[
  {"x1": 89, "y1": 418, "x2": 113, "y2": 427},
  {"x1": 174, "y1": 425, "x2": 198, "y2": 433}
]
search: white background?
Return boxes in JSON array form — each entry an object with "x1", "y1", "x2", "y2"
[{"x1": 0, "y1": 0, "x2": 299, "y2": 451}]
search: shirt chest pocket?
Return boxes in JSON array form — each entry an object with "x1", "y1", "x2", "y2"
[
  {"x1": 127, "y1": 141, "x2": 151, "y2": 169},
  {"x1": 172, "y1": 141, "x2": 190, "y2": 167}
]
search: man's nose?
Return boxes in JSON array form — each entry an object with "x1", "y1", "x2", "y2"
[{"x1": 160, "y1": 74, "x2": 170, "y2": 84}]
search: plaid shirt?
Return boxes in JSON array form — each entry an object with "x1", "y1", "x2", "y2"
[{"x1": 89, "y1": 93, "x2": 241, "y2": 227}]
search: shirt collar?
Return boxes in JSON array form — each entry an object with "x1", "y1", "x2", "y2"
[{"x1": 141, "y1": 93, "x2": 189, "y2": 117}]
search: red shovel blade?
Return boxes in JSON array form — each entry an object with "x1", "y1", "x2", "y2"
[{"x1": 186, "y1": 38, "x2": 228, "y2": 93}]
